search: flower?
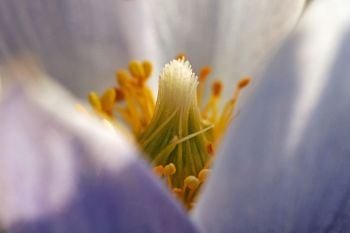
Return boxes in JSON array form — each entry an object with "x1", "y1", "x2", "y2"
[
  {"x1": 87, "y1": 57, "x2": 251, "y2": 209},
  {"x1": 3, "y1": 0, "x2": 349, "y2": 233}
]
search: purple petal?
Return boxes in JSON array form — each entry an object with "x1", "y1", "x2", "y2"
[
  {"x1": 194, "y1": 0, "x2": 350, "y2": 232},
  {"x1": 0, "y1": 87, "x2": 199, "y2": 233}
]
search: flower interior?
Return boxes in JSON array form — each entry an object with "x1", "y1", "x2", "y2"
[{"x1": 87, "y1": 54, "x2": 250, "y2": 210}]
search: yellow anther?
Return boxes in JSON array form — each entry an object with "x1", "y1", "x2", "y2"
[
  {"x1": 198, "y1": 169, "x2": 210, "y2": 183},
  {"x1": 197, "y1": 66, "x2": 212, "y2": 107},
  {"x1": 153, "y1": 165, "x2": 164, "y2": 176},
  {"x1": 173, "y1": 188, "x2": 183, "y2": 195},
  {"x1": 116, "y1": 69, "x2": 131, "y2": 86},
  {"x1": 129, "y1": 60, "x2": 145, "y2": 80},
  {"x1": 86, "y1": 56, "x2": 251, "y2": 211},
  {"x1": 88, "y1": 92, "x2": 102, "y2": 112},
  {"x1": 199, "y1": 66, "x2": 212, "y2": 81},
  {"x1": 238, "y1": 77, "x2": 251, "y2": 89},
  {"x1": 164, "y1": 163, "x2": 176, "y2": 176},
  {"x1": 142, "y1": 60, "x2": 153, "y2": 79},
  {"x1": 173, "y1": 188, "x2": 184, "y2": 200},
  {"x1": 207, "y1": 143, "x2": 215, "y2": 155},
  {"x1": 184, "y1": 176, "x2": 200, "y2": 190},
  {"x1": 100, "y1": 88, "x2": 116, "y2": 114},
  {"x1": 115, "y1": 88, "x2": 125, "y2": 102},
  {"x1": 214, "y1": 77, "x2": 251, "y2": 143},
  {"x1": 202, "y1": 80, "x2": 222, "y2": 122},
  {"x1": 212, "y1": 80, "x2": 223, "y2": 97},
  {"x1": 176, "y1": 53, "x2": 186, "y2": 60}
]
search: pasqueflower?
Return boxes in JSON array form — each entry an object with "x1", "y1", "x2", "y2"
[{"x1": 2, "y1": 0, "x2": 350, "y2": 233}]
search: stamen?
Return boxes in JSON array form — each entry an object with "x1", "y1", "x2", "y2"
[
  {"x1": 198, "y1": 169, "x2": 210, "y2": 182},
  {"x1": 238, "y1": 77, "x2": 251, "y2": 89},
  {"x1": 115, "y1": 88, "x2": 125, "y2": 102},
  {"x1": 164, "y1": 163, "x2": 176, "y2": 176},
  {"x1": 116, "y1": 69, "x2": 131, "y2": 87},
  {"x1": 214, "y1": 77, "x2": 251, "y2": 142},
  {"x1": 202, "y1": 80, "x2": 223, "y2": 122},
  {"x1": 141, "y1": 110, "x2": 178, "y2": 146},
  {"x1": 207, "y1": 143, "x2": 215, "y2": 155},
  {"x1": 199, "y1": 67, "x2": 212, "y2": 81},
  {"x1": 176, "y1": 53, "x2": 186, "y2": 60},
  {"x1": 184, "y1": 176, "x2": 200, "y2": 208},
  {"x1": 172, "y1": 124, "x2": 213, "y2": 145},
  {"x1": 88, "y1": 92, "x2": 102, "y2": 112},
  {"x1": 86, "y1": 56, "x2": 250, "y2": 211},
  {"x1": 129, "y1": 60, "x2": 145, "y2": 83},
  {"x1": 197, "y1": 66, "x2": 212, "y2": 107},
  {"x1": 100, "y1": 88, "x2": 116, "y2": 116},
  {"x1": 153, "y1": 165, "x2": 164, "y2": 176},
  {"x1": 87, "y1": 92, "x2": 113, "y2": 121},
  {"x1": 142, "y1": 60, "x2": 153, "y2": 80},
  {"x1": 173, "y1": 188, "x2": 184, "y2": 200},
  {"x1": 164, "y1": 163, "x2": 176, "y2": 189},
  {"x1": 114, "y1": 65, "x2": 156, "y2": 134},
  {"x1": 184, "y1": 176, "x2": 200, "y2": 190},
  {"x1": 212, "y1": 80, "x2": 223, "y2": 97}
]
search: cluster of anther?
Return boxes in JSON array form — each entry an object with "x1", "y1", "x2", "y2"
[
  {"x1": 88, "y1": 60, "x2": 155, "y2": 135},
  {"x1": 153, "y1": 163, "x2": 211, "y2": 209},
  {"x1": 87, "y1": 55, "x2": 250, "y2": 210}
]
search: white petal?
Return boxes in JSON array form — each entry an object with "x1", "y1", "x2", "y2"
[
  {"x1": 0, "y1": 67, "x2": 198, "y2": 232},
  {"x1": 149, "y1": 0, "x2": 306, "y2": 97},
  {"x1": 0, "y1": 0, "x2": 159, "y2": 97},
  {"x1": 212, "y1": 0, "x2": 307, "y2": 90},
  {"x1": 193, "y1": 0, "x2": 350, "y2": 232},
  {"x1": 1, "y1": 0, "x2": 307, "y2": 99}
]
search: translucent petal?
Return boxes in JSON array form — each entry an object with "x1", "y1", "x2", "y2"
[
  {"x1": 193, "y1": 0, "x2": 350, "y2": 232},
  {"x1": 0, "y1": 76, "x2": 199, "y2": 233},
  {"x1": 0, "y1": 0, "x2": 307, "y2": 99},
  {"x1": 149, "y1": 0, "x2": 306, "y2": 97},
  {"x1": 0, "y1": 0, "x2": 159, "y2": 97}
]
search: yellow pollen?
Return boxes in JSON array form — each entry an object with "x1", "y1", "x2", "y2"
[
  {"x1": 100, "y1": 88, "x2": 116, "y2": 115},
  {"x1": 197, "y1": 66, "x2": 212, "y2": 107},
  {"x1": 199, "y1": 67, "x2": 212, "y2": 81},
  {"x1": 198, "y1": 169, "x2": 210, "y2": 182},
  {"x1": 86, "y1": 54, "x2": 250, "y2": 211},
  {"x1": 184, "y1": 176, "x2": 200, "y2": 190},
  {"x1": 176, "y1": 52, "x2": 186, "y2": 60},
  {"x1": 207, "y1": 143, "x2": 215, "y2": 155},
  {"x1": 88, "y1": 92, "x2": 102, "y2": 112},
  {"x1": 238, "y1": 77, "x2": 251, "y2": 89},
  {"x1": 202, "y1": 80, "x2": 224, "y2": 122},
  {"x1": 212, "y1": 80, "x2": 223, "y2": 97},
  {"x1": 115, "y1": 88, "x2": 125, "y2": 102},
  {"x1": 164, "y1": 163, "x2": 176, "y2": 176},
  {"x1": 116, "y1": 70, "x2": 131, "y2": 86},
  {"x1": 142, "y1": 60, "x2": 153, "y2": 79},
  {"x1": 153, "y1": 165, "x2": 164, "y2": 176},
  {"x1": 129, "y1": 60, "x2": 145, "y2": 81},
  {"x1": 183, "y1": 176, "x2": 200, "y2": 208}
]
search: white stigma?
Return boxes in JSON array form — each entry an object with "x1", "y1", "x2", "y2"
[{"x1": 157, "y1": 59, "x2": 198, "y2": 111}]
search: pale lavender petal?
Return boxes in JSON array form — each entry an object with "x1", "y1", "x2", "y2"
[
  {"x1": 194, "y1": 0, "x2": 350, "y2": 232},
  {"x1": 149, "y1": 0, "x2": 306, "y2": 97},
  {"x1": 0, "y1": 84, "x2": 199, "y2": 233},
  {"x1": 210, "y1": 0, "x2": 307, "y2": 96},
  {"x1": 0, "y1": 0, "x2": 307, "y2": 99},
  {"x1": 0, "y1": 0, "x2": 159, "y2": 97}
]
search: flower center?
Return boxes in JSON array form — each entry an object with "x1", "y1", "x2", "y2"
[{"x1": 86, "y1": 54, "x2": 250, "y2": 210}]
